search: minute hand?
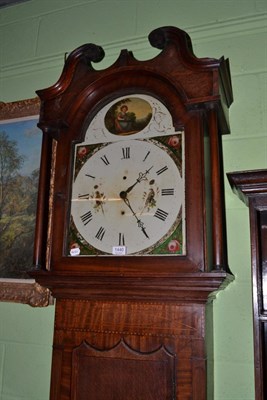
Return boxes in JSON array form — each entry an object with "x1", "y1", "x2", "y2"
[{"x1": 121, "y1": 197, "x2": 149, "y2": 239}]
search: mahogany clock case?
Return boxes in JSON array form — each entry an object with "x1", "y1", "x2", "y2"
[{"x1": 31, "y1": 26, "x2": 234, "y2": 400}]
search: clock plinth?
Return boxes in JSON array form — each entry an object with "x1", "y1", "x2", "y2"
[{"x1": 32, "y1": 26, "x2": 233, "y2": 399}]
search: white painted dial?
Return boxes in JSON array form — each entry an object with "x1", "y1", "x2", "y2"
[{"x1": 70, "y1": 138, "x2": 183, "y2": 255}]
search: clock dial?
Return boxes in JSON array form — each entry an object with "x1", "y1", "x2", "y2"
[{"x1": 68, "y1": 136, "x2": 184, "y2": 256}]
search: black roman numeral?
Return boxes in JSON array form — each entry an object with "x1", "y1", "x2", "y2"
[
  {"x1": 161, "y1": 188, "x2": 174, "y2": 196},
  {"x1": 156, "y1": 166, "x2": 168, "y2": 175},
  {"x1": 85, "y1": 174, "x2": 95, "y2": 179},
  {"x1": 95, "y1": 226, "x2": 106, "y2": 241},
  {"x1": 101, "y1": 155, "x2": 110, "y2": 166},
  {"x1": 122, "y1": 147, "x2": 130, "y2": 159},
  {"x1": 119, "y1": 233, "x2": 125, "y2": 246},
  {"x1": 80, "y1": 210, "x2": 93, "y2": 225},
  {"x1": 143, "y1": 151, "x2": 150, "y2": 162},
  {"x1": 78, "y1": 193, "x2": 90, "y2": 200},
  {"x1": 154, "y1": 208, "x2": 169, "y2": 221}
]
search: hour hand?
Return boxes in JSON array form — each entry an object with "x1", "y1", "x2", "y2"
[{"x1": 121, "y1": 166, "x2": 153, "y2": 196}]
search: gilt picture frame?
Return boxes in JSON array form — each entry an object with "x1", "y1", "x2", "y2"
[{"x1": 0, "y1": 97, "x2": 51, "y2": 307}]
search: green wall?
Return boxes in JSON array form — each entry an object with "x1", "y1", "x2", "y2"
[{"x1": 0, "y1": 0, "x2": 266, "y2": 399}]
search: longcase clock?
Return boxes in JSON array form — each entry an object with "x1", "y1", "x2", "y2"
[
  {"x1": 31, "y1": 26, "x2": 234, "y2": 399},
  {"x1": 228, "y1": 169, "x2": 267, "y2": 400}
]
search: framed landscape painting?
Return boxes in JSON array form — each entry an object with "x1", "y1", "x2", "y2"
[{"x1": 0, "y1": 98, "x2": 50, "y2": 306}]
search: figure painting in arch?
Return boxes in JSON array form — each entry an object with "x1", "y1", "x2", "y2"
[
  {"x1": 104, "y1": 97, "x2": 152, "y2": 135},
  {"x1": 115, "y1": 105, "x2": 132, "y2": 133}
]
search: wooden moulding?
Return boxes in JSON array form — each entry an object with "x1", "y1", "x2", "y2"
[
  {"x1": 0, "y1": 97, "x2": 40, "y2": 120},
  {"x1": 31, "y1": 270, "x2": 234, "y2": 304},
  {"x1": 0, "y1": 280, "x2": 51, "y2": 307},
  {"x1": 227, "y1": 169, "x2": 267, "y2": 206}
]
